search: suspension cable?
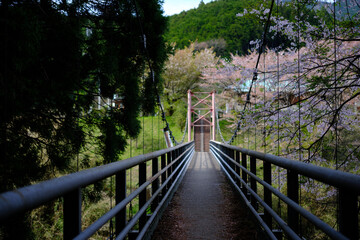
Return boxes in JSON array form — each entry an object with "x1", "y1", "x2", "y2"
[
  {"x1": 255, "y1": 70, "x2": 257, "y2": 151},
  {"x1": 276, "y1": 0, "x2": 281, "y2": 219},
  {"x1": 334, "y1": 0, "x2": 339, "y2": 232},
  {"x1": 216, "y1": 110, "x2": 226, "y2": 143},
  {"x1": 129, "y1": 138, "x2": 133, "y2": 220},
  {"x1": 178, "y1": 115, "x2": 188, "y2": 144},
  {"x1": 334, "y1": 0, "x2": 338, "y2": 170},
  {"x1": 263, "y1": 46, "x2": 267, "y2": 153},
  {"x1": 158, "y1": 110, "x2": 160, "y2": 150},
  {"x1": 297, "y1": 0, "x2": 302, "y2": 163},
  {"x1": 296, "y1": 0, "x2": 303, "y2": 235},
  {"x1": 217, "y1": 0, "x2": 276, "y2": 144},
  {"x1": 143, "y1": 112, "x2": 145, "y2": 154},
  {"x1": 131, "y1": 0, "x2": 185, "y2": 146}
]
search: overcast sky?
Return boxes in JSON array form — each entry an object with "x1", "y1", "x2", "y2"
[
  {"x1": 162, "y1": 0, "x2": 336, "y2": 15},
  {"x1": 162, "y1": 0, "x2": 212, "y2": 16}
]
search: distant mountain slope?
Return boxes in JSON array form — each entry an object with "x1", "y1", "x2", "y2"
[
  {"x1": 165, "y1": 0, "x2": 337, "y2": 56},
  {"x1": 165, "y1": 0, "x2": 263, "y2": 56}
]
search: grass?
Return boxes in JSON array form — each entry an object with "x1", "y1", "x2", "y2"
[{"x1": 118, "y1": 115, "x2": 186, "y2": 160}]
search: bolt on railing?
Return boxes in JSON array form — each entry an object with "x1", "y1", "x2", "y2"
[
  {"x1": 0, "y1": 142, "x2": 194, "y2": 240},
  {"x1": 210, "y1": 141, "x2": 360, "y2": 240}
]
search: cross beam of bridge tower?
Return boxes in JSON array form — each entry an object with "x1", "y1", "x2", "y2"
[{"x1": 187, "y1": 90, "x2": 216, "y2": 142}]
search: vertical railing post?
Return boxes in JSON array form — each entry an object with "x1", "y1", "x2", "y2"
[
  {"x1": 161, "y1": 154, "x2": 167, "y2": 198},
  {"x1": 235, "y1": 151, "x2": 240, "y2": 187},
  {"x1": 172, "y1": 149, "x2": 177, "y2": 177},
  {"x1": 263, "y1": 161, "x2": 272, "y2": 228},
  {"x1": 339, "y1": 189, "x2": 358, "y2": 240},
  {"x1": 151, "y1": 157, "x2": 159, "y2": 212},
  {"x1": 287, "y1": 169, "x2": 299, "y2": 234},
  {"x1": 226, "y1": 148, "x2": 231, "y2": 166},
  {"x1": 167, "y1": 152, "x2": 172, "y2": 186},
  {"x1": 241, "y1": 153, "x2": 248, "y2": 196},
  {"x1": 139, "y1": 162, "x2": 147, "y2": 230},
  {"x1": 250, "y1": 156, "x2": 257, "y2": 210},
  {"x1": 116, "y1": 170, "x2": 126, "y2": 236},
  {"x1": 63, "y1": 188, "x2": 81, "y2": 240},
  {"x1": 231, "y1": 150, "x2": 237, "y2": 182},
  {"x1": 230, "y1": 149, "x2": 235, "y2": 181},
  {"x1": 229, "y1": 148, "x2": 233, "y2": 166},
  {"x1": 178, "y1": 147, "x2": 183, "y2": 166},
  {"x1": 177, "y1": 148, "x2": 181, "y2": 169}
]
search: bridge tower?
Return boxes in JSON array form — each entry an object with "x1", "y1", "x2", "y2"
[{"x1": 187, "y1": 90, "x2": 216, "y2": 151}]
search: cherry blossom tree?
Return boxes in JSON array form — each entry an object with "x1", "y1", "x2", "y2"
[
  {"x1": 201, "y1": 1, "x2": 359, "y2": 237},
  {"x1": 163, "y1": 43, "x2": 218, "y2": 102},
  {"x1": 162, "y1": 43, "x2": 218, "y2": 127},
  {"x1": 204, "y1": 0, "x2": 360, "y2": 173}
]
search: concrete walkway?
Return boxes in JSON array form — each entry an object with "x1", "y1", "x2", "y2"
[{"x1": 152, "y1": 152, "x2": 258, "y2": 240}]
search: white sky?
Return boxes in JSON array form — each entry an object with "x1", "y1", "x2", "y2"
[
  {"x1": 162, "y1": 0, "x2": 335, "y2": 16},
  {"x1": 162, "y1": 0, "x2": 213, "y2": 16}
]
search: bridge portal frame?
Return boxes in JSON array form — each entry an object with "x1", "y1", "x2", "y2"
[{"x1": 187, "y1": 90, "x2": 216, "y2": 142}]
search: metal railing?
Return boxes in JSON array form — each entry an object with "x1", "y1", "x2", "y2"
[
  {"x1": 0, "y1": 141, "x2": 194, "y2": 240},
  {"x1": 210, "y1": 141, "x2": 360, "y2": 240}
]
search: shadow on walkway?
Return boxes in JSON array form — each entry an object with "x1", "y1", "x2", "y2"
[{"x1": 152, "y1": 152, "x2": 258, "y2": 240}]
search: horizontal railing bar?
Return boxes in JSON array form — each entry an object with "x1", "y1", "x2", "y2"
[
  {"x1": 116, "y1": 147, "x2": 195, "y2": 240},
  {"x1": 75, "y1": 177, "x2": 147, "y2": 240},
  {"x1": 211, "y1": 141, "x2": 360, "y2": 193},
  {"x1": 135, "y1": 148, "x2": 195, "y2": 240},
  {"x1": 0, "y1": 142, "x2": 193, "y2": 222},
  {"x1": 211, "y1": 146, "x2": 301, "y2": 240},
  {"x1": 210, "y1": 147, "x2": 278, "y2": 240},
  {"x1": 210, "y1": 145, "x2": 347, "y2": 240},
  {"x1": 75, "y1": 144, "x2": 194, "y2": 239}
]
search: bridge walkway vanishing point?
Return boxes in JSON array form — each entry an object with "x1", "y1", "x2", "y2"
[{"x1": 152, "y1": 151, "x2": 258, "y2": 240}]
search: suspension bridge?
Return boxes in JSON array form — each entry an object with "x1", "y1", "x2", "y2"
[
  {"x1": 1, "y1": 0, "x2": 360, "y2": 239},
  {"x1": 0, "y1": 88, "x2": 359, "y2": 240}
]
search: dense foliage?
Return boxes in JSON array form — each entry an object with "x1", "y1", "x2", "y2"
[
  {"x1": 0, "y1": 0, "x2": 166, "y2": 238},
  {"x1": 165, "y1": 0, "x2": 326, "y2": 56},
  {"x1": 166, "y1": 0, "x2": 261, "y2": 56}
]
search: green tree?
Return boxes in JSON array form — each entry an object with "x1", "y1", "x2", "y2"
[
  {"x1": 0, "y1": 0, "x2": 167, "y2": 238},
  {"x1": 165, "y1": 0, "x2": 262, "y2": 56},
  {"x1": 165, "y1": 0, "x2": 327, "y2": 57},
  {"x1": 163, "y1": 43, "x2": 217, "y2": 102}
]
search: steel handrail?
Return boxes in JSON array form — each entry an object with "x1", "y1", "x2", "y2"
[
  {"x1": 211, "y1": 141, "x2": 360, "y2": 193},
  {"x1": 75, "y1": 145, "x2": 194, "y2": 239},
  {"x1": 118, "y1": 147, "x2": 194, "y2": 240},
  {"x1": 210, "y1": 144, "x2": 346, "y2": 239},
  {"x1": 0, "y1": 142, "x2": 192, "y2": 221},
  {"x1": 210, "y1": 141, "x2": 359, "y2": 240},
  {"x1": 0, "y1": 141, "x2": 194, "y2": 240}
]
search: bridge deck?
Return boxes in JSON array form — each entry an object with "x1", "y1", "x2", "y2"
[{"x1": 153, "y1": 152, "x2": 258, "y2": 240}]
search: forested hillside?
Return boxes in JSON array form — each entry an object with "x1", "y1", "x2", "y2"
[
  {"x1": 165, "y1": 0, "x2": 331, "y2": 56},
  {"x1": 166, "y1": 0, "x2": 262, "y2": 56}
]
